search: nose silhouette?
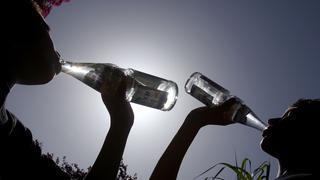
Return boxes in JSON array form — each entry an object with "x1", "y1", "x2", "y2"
[{"x1": 268, "y1": 118, "x2": 281, "y2": 126}]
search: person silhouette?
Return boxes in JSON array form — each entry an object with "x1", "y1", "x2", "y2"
[
  {"x1": 150, "y1": 98, "x2": 315, "y2": 179},
  {"x1": 1, "y1": 0, "x2": 134, "y2": 179}
]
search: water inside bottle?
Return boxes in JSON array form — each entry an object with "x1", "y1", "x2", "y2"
[
  {"x1": 185, "y1": 72, "x2": 230, "y2": 106},
  {"x1": 60, "y1": 60, "x2": 178, "y2": 111},
  {"x1": 186, "y1": 72, "x2": 267, "y2": 131},
  {"x1": 128, "y1": 69, "x2": 178, "y2": 111}
]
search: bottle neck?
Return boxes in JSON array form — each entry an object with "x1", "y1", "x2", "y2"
[
  {"x1": 59, "y1": 60, "x2": 71, "y2": 73},
  {"x1": 234, "y1": 105, "x2": 267, "y2": 131}
]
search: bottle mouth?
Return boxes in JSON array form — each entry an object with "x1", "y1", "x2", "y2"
[
  {"x1": 57, "y1": 52, "x2": 65, "y2": 64},
  {"x1": 185, "y1": 72, "x2": 202, "y2": 93},
  {"x1": 59, "y1": 59, "x2": 66, "y2": 65}
]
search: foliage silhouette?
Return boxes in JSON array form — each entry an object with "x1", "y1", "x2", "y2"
[{"x1": 36, "y1": 140, "x2": 137, "y2": 180}]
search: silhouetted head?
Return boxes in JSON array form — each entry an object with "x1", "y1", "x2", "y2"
[
  {"x1": 2, "y1": 0, "x2": 67, "y2": 85},
  {"x1": 261, "y1": 99, "x2": 318, "y2": 172}
]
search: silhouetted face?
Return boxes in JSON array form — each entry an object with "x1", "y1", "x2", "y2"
[
  {"x1": 4, "y1": 0, "x2": 60, "y2": 85},
  {"x1": 260, "y1": 105, "x2": 312, "y2": 160}
]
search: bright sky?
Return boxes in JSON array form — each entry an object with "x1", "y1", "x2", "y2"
[{"x1": 7, "y1": 0, "x2": 320, "y2": 179}]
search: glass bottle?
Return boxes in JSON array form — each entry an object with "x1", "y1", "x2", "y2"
[
  {"x1": 185, "y1": 72, "x2": 267, "y2": 131},
  {"x1": 60, "y1": 60, "x2": 178, "y2": 111}
]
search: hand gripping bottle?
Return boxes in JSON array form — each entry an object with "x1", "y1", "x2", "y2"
[
  {"x1": 185, "y1": 72, "x2": 266, "y2": 131},
  {"x1": 60, "y1": 60, "x2": 178, "y2": 111}
]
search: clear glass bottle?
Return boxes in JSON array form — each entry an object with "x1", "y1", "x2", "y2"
[
  {"x1": 185, "y1": 72, "x2": 267, "y2": 131},
  {"x1": 60, "y1": 60, "x2": 178, "y2": 111}
]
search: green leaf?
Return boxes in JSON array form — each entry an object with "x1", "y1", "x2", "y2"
[
  {"x1": 196, "y1": 157, "x2": 270, "y2": 180},
  {"x1": 253, "y1": 161, "x2": 268, "y2": 177},
  {"x1": 241, "y1": 158, "x2": 252, "y2": 174},
  {"x1": 219, "y1": 162, "x2": 252, "y2": 180},
  {"x1": 252, "y1": 161, "x2": 270, "y2": 180},
  {"x1": 193, "y1": 164, "x2": 220, "y2": 180},
  {"x1": 235, "y1": 152, "x2": 239, "y2": 168},
  {"x1": 211, "y1": 167, "x2": 225, "y2": 180}
]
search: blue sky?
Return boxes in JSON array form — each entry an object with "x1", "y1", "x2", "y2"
[{"x1": 7, "y1": 0, "x2": 320, "y2": 179}]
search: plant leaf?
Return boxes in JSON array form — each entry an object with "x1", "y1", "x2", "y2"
[
  {"x1": 192, "y1": 164, "x2": 220, "y2": 180},
  {"x1": 253, "y1": 161, "x2": 270, "y2": 180},
  {"x1": 211, "y1": 167, "x2": 225, "y2": 180},
  {"x1": 219, "y1": 162, "x2": 252, "y2": 180},
  {"x1": 241, "y1": 158, "x2": 252, "y2": 174}
]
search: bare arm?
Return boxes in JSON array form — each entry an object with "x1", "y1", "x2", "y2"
[
  {"x1": 150, "y1": 98, "x2": 241, "y2": 180},
  {"x1": 85, "y1": 70, "x2": 134, "y2": 180},
  {"x1": 85, "y1": 119, "x2": 132, "y2": 180},
  {"x1": 150, "y1": 117, "x2": 201, "y2": 180}
]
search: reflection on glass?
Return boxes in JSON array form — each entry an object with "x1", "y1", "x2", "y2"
[
  {"x1": 60, "y1": 60, "x2": 178, "y2": 111},
  {"x1": 185, "y1": 72, "x2": 267, "y2": 131}
]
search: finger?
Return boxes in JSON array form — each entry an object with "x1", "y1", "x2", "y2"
[
  {"x1": 101, "y1": 69, "x2": 124, "y2": 96},
  {"x1": 194, "y1": 105, "x2": 235, "y2": 126},
  {"x1": 110, "y1": 69, "x2": 124, "y2": 90},
  {"x1": 219, "y1": 97, "x2": 241, "y2": 120},
  {"x1": 222, "y1": 97, "x2": 242, "y2": 107},
  {"x1": 117, "y1": 75, "x2": 130, "y2": 99},
  {"x1": 228, "y1": 102, "x2": 242, "y2": 121}
]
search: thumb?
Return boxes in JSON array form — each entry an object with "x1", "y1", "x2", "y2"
[
  {"x1": 117, "y1": 75, "x2": 131, "y2": 100},
  {"x1": 220, "y1": 97, "x2": 242, "y2": 121}
]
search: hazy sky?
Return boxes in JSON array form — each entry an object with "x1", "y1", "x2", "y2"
[{"x1": 7, "y1": 0, "x2": 320, "y2": 179}]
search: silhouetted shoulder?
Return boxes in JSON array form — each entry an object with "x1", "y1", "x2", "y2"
[{"x1": 0, "y1": 110, "x2": 70, "y2": 179}]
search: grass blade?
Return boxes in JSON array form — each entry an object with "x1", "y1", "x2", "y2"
[
  {"x1": 211, "y1": 167, "x2": 225, "y2": 179},
  {"x1": 241, "y1": 158, "x2": 252, "y2": 174},
  {"x1": 219, "y1": 162, "x2": 252, "y2": 180},
  {"x1": 193, "y1": 164, "x2": 220, "y2": 180}
]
